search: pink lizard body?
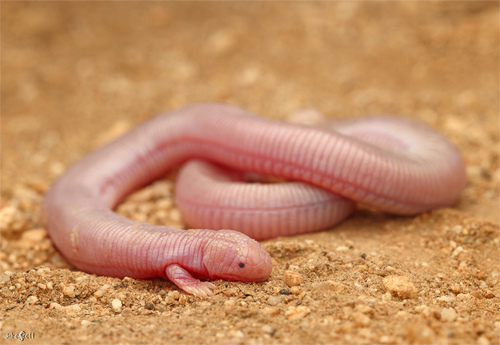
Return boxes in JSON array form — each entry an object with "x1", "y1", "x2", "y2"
[
  {"x1": 175, "y1": 160, "x2": 356, "y2": 240},
  {"x1": 42, "y1": 103, "x2": 466, "y2": 297}
]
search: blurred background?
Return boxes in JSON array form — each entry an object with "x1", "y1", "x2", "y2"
[
  {"x1": 1, "y1": 3, "x2": 499, "y2": 344},
  {"x1": 2, "y1": 1, "x2": 498, "y2": 215}
]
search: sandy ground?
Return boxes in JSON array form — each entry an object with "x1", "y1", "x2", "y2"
[{"x1": 1, "y1": 2, "x2": 499, "y2": 345}]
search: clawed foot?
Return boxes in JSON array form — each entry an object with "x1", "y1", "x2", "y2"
[
  {"x1": 180, "y1": 281, "x2": 217, "y2": 298},
  {"x1": 165, "y1": 264, "x2": 217, "y2": 298}
]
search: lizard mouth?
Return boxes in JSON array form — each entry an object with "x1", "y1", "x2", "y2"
[
  {"x1": 209, "y1": 260, "x2": 272, "y2": 282},
  {"x1": 209, "y1": 272, "x2": 269, "y2": 282}
]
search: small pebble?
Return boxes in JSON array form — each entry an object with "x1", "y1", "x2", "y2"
[
  {"x1": 477, "y1": 336, "x2": 491, "y2": 345},
  {"x1": 50, "y1": 161, "x2": 65, "y2": 176},
  {"x1": 261, "y1": 325, "x2": 274, "y2": 335},
  {"x1": 168, "y1": 290, "x2": 180, "y2": 300},
  {"x1": 53, "y1": 304, "x2": 81, "y2": 315},
  {"x1": 94, "y1": 284, "x2": 110, "y2": 298},
  {"x1": 452, "y1": 246, "x2": 464, "y2": 258},
  {"x1": 20, "y1": 228, "x2": 47, "y2": 243},
  {"x1": 285, "y1": 306, "x2": 311, "y2": 320},
  {"x1": 484, "y1": 290, "x2": 495, "y2": 299},
  {"x1": 25, "y1": 296, "x2": 38, "y2": 305},
  {"x1": 417, "y1": 305, "x2": 440, "y2": 320},
  {"x1": 473, "y1": 321, "x2": 486, "y2": 334},
  {"x1": 63, "y1": 284, "x2": 76, "y2": 298},
  {"x1": 440, "y1": 307, "x2": 458, "y2": 322},
  {"x1": 383, "y1": 275, "x2": 418, "y2": 299},
  {"x1": 37, "y1": 268, "x2": 50, "y2": 275},
  {"x1": 450, "y1": 283, "x2": 461, "y2": 294},
  {"x1": 228, "y1": 330, "x2": 244, "y2": 338},
  {"x1": 81, "y1": 320, "x2": 91, "y2": 327},
  {"x1": 405, "y1": 323, "x2": 435, "y2": 344},
  {"x1": 224, "y1": 299, "x2": 237, "y2": 315},
  {"x1": 267, "y1": 296, "x2": 281, "y2": 306},
  {"x1": 27, "y1": 178, "x2": 49, "y2": 193},
  {"x1": 0, "y1": 206, "x2": 25, "y2": 231},
  {"x1": 261, "y1": 307, "x2": 280, "y2": 317},
  {"x1": 284, "y1": 270, "x2": 304, "y2": 287},
  {"x1": 379, "y1": 335, "x2": 395, "y2": 344},
  {"x1": 457, "y1": 293, "x2": 473, "y2": 301},
  {"x1": 50, "y1": 302, "x2": 62, "y2": 310},
  {"x1": 111, "y1": 299, "x2": 122, "y2": 313},
  {"x1": 164, "y1": 296, "x2": 175, "y2": 304},
  {"x1": 437, "y1": 295, "x2": 455, "y2": 302},
  {"x1": 352, "y1": 312, "x2": 371, "y2": 327},
  {"x1": 178, "y1": 294, "x2": 187, "y2": 304},
  {"x1": 121, "y1": 307, "x2": 132, "y2": 316},
  {"x1": 312, "y1": 280, "x2": 346, "y2": 293},
  {"x1": 396, "y1": 310, "x2": 410, "y2": 318},
  {"x1": 354, "y1": 305, "x2": 374, "y2": 315},
  {"x1": 96, "y1": 120, "x2": 131, "y2": 145}
]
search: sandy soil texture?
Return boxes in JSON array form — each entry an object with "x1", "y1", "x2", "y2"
[{"x1": 1, "y1": 2, "x2": 499, "y2": 345}]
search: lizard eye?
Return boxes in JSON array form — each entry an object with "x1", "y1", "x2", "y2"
[{"x1": 238, "y1": 262, "x2": 245, "y2": 268}]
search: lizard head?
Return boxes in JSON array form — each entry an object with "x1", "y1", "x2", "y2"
[{"x1": 202, "y1": 230, "x2": 272, "y2": 282}]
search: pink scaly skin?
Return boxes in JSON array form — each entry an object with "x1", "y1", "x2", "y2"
[
  {"x1": 42, "y1": 103, "x2": 466, "y2": 297},
  {"x1": 174, "y1": 109, "x2": 467, "y2": 240},
  {"x1": 175, "y1": 160, "x2": 356, "y2": 240}
]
